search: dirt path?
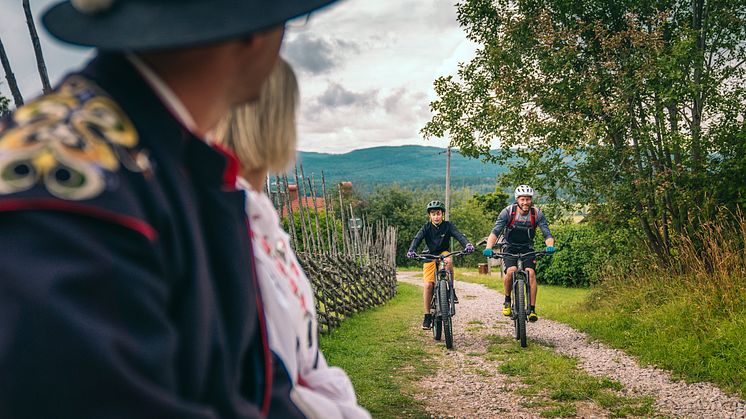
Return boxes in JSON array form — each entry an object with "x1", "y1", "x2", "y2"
[{"x1": 397, "y1": 271, "x2": 746, "y2": 418}]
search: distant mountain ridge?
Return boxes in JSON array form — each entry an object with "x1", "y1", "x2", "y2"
[{"x1": 290, "y1": 145, "x2": 505, "y2": 193}]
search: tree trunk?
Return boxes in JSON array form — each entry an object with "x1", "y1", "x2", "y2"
[
  {"x1": 666, "y1": 100, "x2": 686, "y2": 233},
  {"x1": 23, "y1": 0, "x2": 51, "y2": 94},
  {"x1": 0, "y1": 37, "x2": 24, "y2": 107},
  {"x1": 690, "y1": 0, "x2": 706, "y2": 170},
  {"x1": 634, "y1": 195, "x2": 668, "y2": 263}
]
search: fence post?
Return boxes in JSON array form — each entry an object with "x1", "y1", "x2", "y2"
[
  {"x1": 338, "y1": 186, "x2": 348, "y2": 255},
  {"x1": 282, "y1": 175, "x2": 299, "y2": 250},
  {"x1": 292, "y1": 167, "x2": 310, "y2": 252},
  {"x1": 320, "y1": 172, "x2": 333, "y2": 254},
  {"x1": 308, "y1": 175, "x2": 324, "y2": 254},
  {"x1": 299, "y1": 164, "x2": 318, "y2": 254}
]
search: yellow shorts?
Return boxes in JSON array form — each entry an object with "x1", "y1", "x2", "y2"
[{"x1": 422, "y1": 251, "x2": 450, "y2": 283}]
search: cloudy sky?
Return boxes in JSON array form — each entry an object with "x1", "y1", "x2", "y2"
[{"x1": 0, "y1": 0, "x2": 477, "y2": 153}]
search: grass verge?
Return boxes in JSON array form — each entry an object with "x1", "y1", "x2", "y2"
[
  {"x1": 556, "y1": 214, "x2": 746, "y2": 398},
  {"x1": 454, "y1": 258, "x2": 746, "y2": 398},
  {"x1": 485, "y1": 335, "x2": 655, "y2": 418},
  {"x1": 552, "y1": 277, "x2": 746, "y2": 398},
  {"x1": 319, "y1": 282, "x2": 432, "y2": 418},
  {"x1": 458, "y1": 265, "x2": 746, "y2": 398}
]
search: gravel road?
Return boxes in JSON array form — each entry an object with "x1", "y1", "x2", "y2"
[{"x1": 397, "y1": 271, "x2": 746, "y2": 418}]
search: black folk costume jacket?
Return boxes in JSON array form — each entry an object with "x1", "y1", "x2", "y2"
[{"x1": 0, "y1": 53, "x2": 298, "y2": 418}]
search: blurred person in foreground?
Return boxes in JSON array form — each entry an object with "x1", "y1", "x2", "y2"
[
  {"x1": 0, "y1": 0, "x2": 342, "y2": 417},
  {"x1": 212, "y1": 58, "x2": 370, "y2": 419}
]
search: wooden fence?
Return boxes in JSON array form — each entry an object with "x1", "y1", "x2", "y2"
[{"x1": 268, "y1": 166, "x2": 398, "y2": 333}]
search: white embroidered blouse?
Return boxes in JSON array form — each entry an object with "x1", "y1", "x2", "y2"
[{"x1": 241, "y1": 180, "x2": 370, "y2": 419}]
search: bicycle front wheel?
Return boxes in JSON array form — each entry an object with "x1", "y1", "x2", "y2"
[
  {"x1": 514, "y1": 277, "x2": 527, "y2": 347},
  {"x1": 438, "y1": 279, "x2": 454, "y2": 349},
  {"x1": 433, "y1": 317, "x2": 442, "y2": 340},
  {"x1": 443, "y1": 315, "x2": 453, "y2": 349}
]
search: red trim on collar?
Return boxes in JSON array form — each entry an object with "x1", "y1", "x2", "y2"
[
  {"x1": 0, "y1": 198, "x2": 158, "y2": 242},
  {"x1": 297, "y1": 374, "x2": 309, "y2": 387},
  {"x1": 211, "y1": 143, "x2": 241, "y2": 190}
]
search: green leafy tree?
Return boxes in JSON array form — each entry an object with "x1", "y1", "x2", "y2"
[
  {"x1": 423, "y1": 0, "x2": 746, "y2": 264},
  {"x1": 449, "y1": 189, "x2": 495, "y2": 265},
  {"x1": 362, "y1": 185, "x2": 426, "y2": 265},
  {"x1": 471, "y1": 188, "x2": 509, "y2": 222}
]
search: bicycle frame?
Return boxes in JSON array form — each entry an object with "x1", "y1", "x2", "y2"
[
  {"x1": 433, "y1": 258, "x2": 454, "y2": 317},
  {"x1": 419, "y1": 252, "x2": 459, "y2": 318},
  {"x1": 415, "y1": 250, "x2": 465, "y2": 349}
]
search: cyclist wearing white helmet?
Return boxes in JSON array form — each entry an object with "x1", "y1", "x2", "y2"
[
  {"x1": 482, "y1": 185, "x2": 555, "y2": 321},
  {"x1": 407, "y1": 200, "x2": 475, "y2": 330}
]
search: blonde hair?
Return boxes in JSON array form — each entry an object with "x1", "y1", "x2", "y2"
[{"x1": 213, "y1": 58, "x2": 298, "y2": 173}]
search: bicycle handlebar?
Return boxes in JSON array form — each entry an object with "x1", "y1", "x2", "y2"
[
  {"x1": 486, "y1": 250, "x2": 549, "y2": 259},
  {"x1": 413, "y1": 250, "x2": 468, "y2": 261}
]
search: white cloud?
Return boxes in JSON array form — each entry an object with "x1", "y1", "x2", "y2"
[
  {"x1": 282, "y1": 35, "x2": 360, "y2": 75},
  {"x1": 286, "y1": 0, "x2": 478, "y2": 152},
  {"x1": 315, "y1": 82, "x2": 378, "y2": 110}
]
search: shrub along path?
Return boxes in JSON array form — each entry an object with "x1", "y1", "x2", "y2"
[{"x1": 398, "y1": 271, "x2": 746, "y2": 418}]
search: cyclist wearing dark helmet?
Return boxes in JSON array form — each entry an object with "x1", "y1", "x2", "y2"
[
  {"x1": 482, "y1": 185, "x2": 555, "y2": 322},
  {"x1": 407, "y1": 200, "x2": 475, "y2": 330}
]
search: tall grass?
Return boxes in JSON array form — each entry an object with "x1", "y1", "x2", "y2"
[
  {"x1": 671, "y1": 208, "x2": 746, "y2": 310},
  {"x1": 562, "y1": 210, "x2": 746, "y2": 397}
]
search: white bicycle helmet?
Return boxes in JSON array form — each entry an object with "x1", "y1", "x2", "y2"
[{"x1": 514, "y1": 184, "x2": 534, "y2": 200}]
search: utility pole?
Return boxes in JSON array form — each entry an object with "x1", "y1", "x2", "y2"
[{"x1": 444, "y1": 146, "x2": 451, "y2": 221}]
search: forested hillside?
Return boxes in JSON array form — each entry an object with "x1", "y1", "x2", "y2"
[{"x1": 294, "y1": 145, "x2": 507, "y2": 193}]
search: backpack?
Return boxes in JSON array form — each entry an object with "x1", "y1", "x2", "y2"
[{"x1": 496, "y1": 204, "x2": 536, "y2": 248}]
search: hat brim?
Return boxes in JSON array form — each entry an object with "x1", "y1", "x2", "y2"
[{"x1": 43, "y1": 0, "x2": 340, "y2": 51}]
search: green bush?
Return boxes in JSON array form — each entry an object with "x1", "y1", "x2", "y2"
[{"x1": 535, "y1": 223, "x2": 635, "y2": 287}]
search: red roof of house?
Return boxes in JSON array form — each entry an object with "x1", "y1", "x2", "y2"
[{"x1": 281, "y1": 197, "x2": 326, "y2": 216}]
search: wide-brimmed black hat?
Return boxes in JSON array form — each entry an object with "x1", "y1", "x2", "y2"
[{"x1": 43, "y1": 0, "x2": 340, "y2": 51}]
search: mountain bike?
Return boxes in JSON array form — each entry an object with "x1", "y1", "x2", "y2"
[
  {"x1": 415, "y1": 250, "x2": 465, "y2": 349},
  {"x1": 488, "y1": 250, "x2": 548, "y2": 348}
]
